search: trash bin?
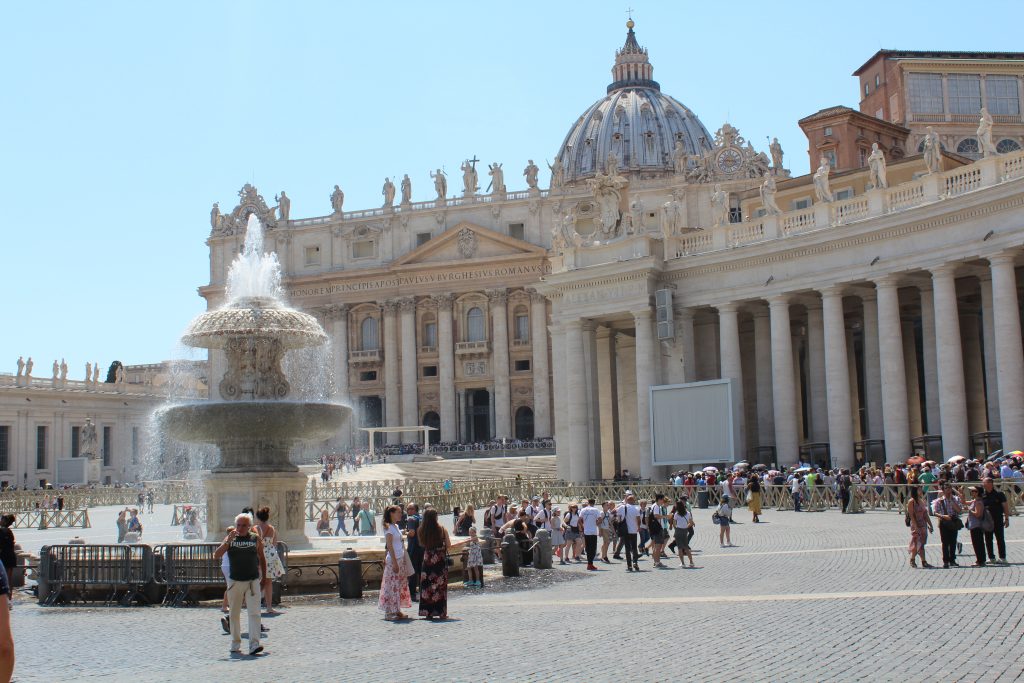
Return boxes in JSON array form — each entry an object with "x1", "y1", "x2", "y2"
[
  {"x1": 697, "y1": 489, "x2": 709, "y2": 509},
  {"x1": 338, "y1": 548, "x2": 362, "y2": 599}
]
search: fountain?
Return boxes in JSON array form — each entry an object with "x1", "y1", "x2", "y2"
[{"x1": 157, "y1": 214, "x2": 349, "y2": 548}]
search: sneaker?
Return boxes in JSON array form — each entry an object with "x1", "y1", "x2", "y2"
[
  {"x1": 221, "y1": 617, "x2": 229, "y2": 634},
  {"x1": 229, "y1": 644, "x2": 241, "y2": 654},
  {"x1": 261, "y1": 625, "x2": 269, "y2": 634},
  {"x1": 602, "y1": 558, "x2": 611, "y2": 564},
  {"x1": 587, "y1": 564, "x2": 597, "y2": 571},
  {"x1": 249, "y1": 644, "x2": 264, "y2": 656}
]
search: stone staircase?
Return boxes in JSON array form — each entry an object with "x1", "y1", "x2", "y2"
[{"x1": 393, "y1": 455, "x2": 557, "y2": 482}]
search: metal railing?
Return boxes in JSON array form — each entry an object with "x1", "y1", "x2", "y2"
[{"x1": 12, "y1": 509, "x2": 90, "y2": 529}]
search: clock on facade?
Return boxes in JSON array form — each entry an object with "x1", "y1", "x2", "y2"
[{"x1": 716, "y1": 148, "x2": 743, "y2": 174}]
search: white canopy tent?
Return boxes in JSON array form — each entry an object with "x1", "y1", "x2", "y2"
[{"x1": 359, "y1": 426, "x2": 437, "y2": 461}]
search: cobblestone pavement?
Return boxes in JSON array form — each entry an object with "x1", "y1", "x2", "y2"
[{"x1": 13, "y1": 507, "x2": 1024, "y2": 682}]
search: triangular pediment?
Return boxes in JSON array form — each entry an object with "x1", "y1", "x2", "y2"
[{"x1": 392, "y1": 222, "x2": 546, "y2": 267}]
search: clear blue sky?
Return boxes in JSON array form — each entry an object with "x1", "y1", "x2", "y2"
[{"x1": 3, "y1": 0, "x2": 1020, "y2": 377}]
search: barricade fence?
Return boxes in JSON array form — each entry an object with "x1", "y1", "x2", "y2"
[
  {"x1": 12, "y1": 509, "x2": 91, "y2": 529},
  {"x1": 0, "y1": 481, "x2": 204, "y2": 513}
]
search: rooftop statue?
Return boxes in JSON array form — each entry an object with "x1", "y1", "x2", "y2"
[
  {"x1": 275, "y1": 191, "x2": 291, "y2": 221},
  {"x1": 978, "y1": 107, "x2": 997, "y2": 158},
  {"x1": 812, "y1": 157, "x2": 833, "y2": 203},
  {"x1": 770, "y1": 137, "x2": 784, "y2": 171},
  {"x1": 460, "y1": 159, "x2": 479, "y2": 195},
  {"x1": 331, "y1": 185, "x2": 345, "y2": 214},
  {"x1": 487, "y1": 162, "x2": 505, "y2": 194},
  {"x1": 382, "y1": 177, "x2": 396, "y2": 207},
  {"x1": 547, "y1": 158, "x2": 564, "y2": 190},
  {"x1": 710, "y1": 184, "x2": 729, "y2": 227},
  {"x1": 923, "y1": 127, "x2": 943, "y2": 175},
  {"x1": 430, "y1": 168, "x2": 448, "y2": 200},
  {"x1": 867, "y1": 143, "x2": 888, "y2": 189},
  {"x1": 400, "y1": 174, "x2": 412, "y2": 205},
  {"x1": 523, "y1": 160, "x2": 539, "y2": 189},
  {"x1": 760, "y1": 175, "x2": 781, "y2": 216}
]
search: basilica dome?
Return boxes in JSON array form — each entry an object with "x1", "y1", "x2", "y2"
[{"x1": 554, "y1": 22, "x2": 713, "y2": 186}]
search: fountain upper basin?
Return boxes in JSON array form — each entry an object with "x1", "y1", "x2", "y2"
[{"x1": 157, "y1": 401, "x2": 349, "y2": 444}]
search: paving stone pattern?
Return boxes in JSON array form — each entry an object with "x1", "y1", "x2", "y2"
[{"x1": 12, "y1": 506, "x2": 1024, "y2": 682}]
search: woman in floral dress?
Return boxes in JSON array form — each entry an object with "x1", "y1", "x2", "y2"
[
  {"x1": 416, "y1": 509, "x2": 451, "y2": 620},
  {"x1": 378, "y1": 505, "x2": 412, "y2": 620}
]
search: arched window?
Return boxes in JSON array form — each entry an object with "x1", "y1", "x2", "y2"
[
  {"x1": 997, "y1": 139, "x2": 1022, "y2": 153},
  {"x1": 467, "y1": 307, "x2": 485, "y2": 342},
  {"x1": 360, "y1": 317, "x2": 379, "y2": 351},
  {"x1": 956, "y1": 138, "x2": 980, "y2": 158},
  {"x1": 515, "y1": 406, "x2": 535, "y2": 440}
]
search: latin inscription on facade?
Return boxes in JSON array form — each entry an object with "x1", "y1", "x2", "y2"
[{"x1": 287, "y1": 263, "x2": 551, "y2": 299}]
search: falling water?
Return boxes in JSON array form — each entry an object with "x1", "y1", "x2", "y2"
[{"x1": 224, "y1": 214, "x2": 282, "y2": 302}]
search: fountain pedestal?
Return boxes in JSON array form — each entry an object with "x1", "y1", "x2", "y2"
[{"x1": 204, "y1": 470, "x2": 310, "y2": 549}]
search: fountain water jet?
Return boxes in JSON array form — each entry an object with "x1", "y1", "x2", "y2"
[{"x1": 157, "y1": 214, "x2": 349, "y2": 547}]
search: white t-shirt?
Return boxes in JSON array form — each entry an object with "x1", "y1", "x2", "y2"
[
  {"x1": 616, "y1": 503, "x2": 641, "y2": 534},
  {"x1": 533, "y1": 508, "x2": 552, "y2": 530},
  {"x1": 385, "y1": 524, "x2": 404, "y2": 560},
  {"x1": 490, "y1": 505, "x2": 506, "y2": 528},
  {"x1": 579, "y1": 506, "x2": 602, "y2": 535},
  {"x1": 673, "y1": 511, "x2": 692, "y2": 529}
]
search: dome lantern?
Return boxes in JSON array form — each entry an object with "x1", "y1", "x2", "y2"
[{"x1": 609, "y1": 20, "x2": 659, "y2": 93}]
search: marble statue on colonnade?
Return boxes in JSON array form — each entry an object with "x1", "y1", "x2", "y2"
[
  {"x1": 275, "y1": 191, "x2": 291, "y2": 221},
  {"x1": 487, "y1": 162, "x2": 505, "y2": 195},
  {"x1": 760, "y1": 175, "x2": 781, "y2": 215},
  {"x1": 770, "y1": 137, "x2": 784, "y2": 172},
  {"x1": 660, "y1": 192, "x2": 684, "y2": 239},
  {"x1": 15, "y1": 356, "x2": 24, "y2": 378},
  {"x1": 60, "y1": 358, "x2": 68, "y2": 385},
  {"x1": 430, "y1": 168, "x2": 447, "y2": 200},
  {"x1": 92, "y1": 363, "x2": 99, "y2": 386},
  {"x1": 382, "y1": 177, "x2": 396, "y2": 208},
  {"x1": 629, "y1": 197, "x2": 644, "y2": 234},
  {"x1": 587, "y1": 164, "x2": 628, "y2": 238},
  {"x1": 923, "y1": 127, "x2": 943, "y2": 175},
  {"x1": 52, "y1": 360, "x2": 59, "y2": 380},
  {"x1": 547, "y1": 158, "x2": 564, "y2": 191},
  {"x1": 868, "y1": 143, "x2": 888, "y2": 189},
  {"x1": 813, "y1": 157, "x2": 833, "y2": 203},
  {"x1": 25, "y1": 357, "x2": 33, "y2": 379},
  {"x1": 331, "y1": 185, "x2": 345, "y2": 214},
  {"x1": 711, "y1": 184, "x2": 729, "y2": 227},
  {"x1": 80, "y1": 418, "x2": 98, "y2": 459},
  {"x1": 523, "y1": 160, "x2": 539, "y2": 190},
  {"x1": 210, "y1": 202, "x2": 221, "y2": 231},
  {"x1": 85, "y1": 361, "x2": 91, "y2": 384},
  {"x1": 978, "y1": 107, "x2": 998, "y2": 158},
  {"x1": 460, "y1": 160, "x2": 479, "y2": 195},
  {"x1": 400, "y1": 174, "x2": 412, "y2": 205},
  {"x1": 672, "y1": 141, "x2": 687, "y2": 174}
]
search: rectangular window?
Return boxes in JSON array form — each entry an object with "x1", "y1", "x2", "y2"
[
  {"x1": 508, "y1": 223, "x2": 525, "y2": 241},
  {"x1": 859, "y1": 148, "x2": 867, "y2": 168},
  {"x1": 36, "y1": 426, "x2": 47, "y2": 470},
  {"x1": 823, "y1": 126, "x2": 833, "y2": 137},
  {"x1": 352, "y1": 240, "x2": 375, "y2": 259},
  {"x1": 72, "y1": 426, "x2": 81, "y2": 457},
  {"x1": 422, "y1": 365, "x2": 438, "y2": 378},
  {"x1": 864, "y1": 83, "x2": 869, "y2": 96},
  {"x1": 131, "y1": 427, "x2": 139, "y2": 465},
  {"x1": 103, "y1": 426, "x2": 112, "y2": 467},
  {"x1": 416, "y1": 232, "x2": 431, "y2": 247},
  {"x1": 907, "y1": 73, "x2": 944, "y2": 114},
  {"x1": 874, "y1": 74, "x2": 880, "y2": 87},
  {"x1": 792, "y1": 198, "x2": 811, "y2": 210},
  {"x1": 514, "y1": 314, "x2": 530, "y2": 342},
  {"x1": 304, "y1": 245, "x2": 321, "y2": 266},
  {"x1": 835, "y1": 188, "x2": 854, "y2": 201},
  {"x1": 986, "y1": 76, "x2": 1020, "y2": 116},
  {"x1": 514, "y1": 359, "x2": 531, "y2": 372},
  {"x1": 359, "y1": 370, "x2": 377, "y2": 382},
  {"x1": 947, "y1": 74, "x2": 981, "y2": 115},
  {"x1": 0, "y1": 427, "x2": 8, "y2": 472},
  {"x1": 423, "y1": 322, "x2": 437, "y2": 348}
]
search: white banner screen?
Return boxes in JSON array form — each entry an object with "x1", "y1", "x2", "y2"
[{"x1": 650, "y1": 379, "x2": 735, "y2": 466}]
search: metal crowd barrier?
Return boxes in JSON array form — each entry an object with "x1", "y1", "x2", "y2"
[
  {"x1": 160, "y1": 543, "x2": 222, "y2": 606},
  {"x1": 10, "y1": 509, "x2": 91, "y2": 529},
  {"x1": 38, "y1": 544, "x2": 153, "y2": 606},
  {"x1": 169, "y1": 505, "x2": 207, "y2": 526}
]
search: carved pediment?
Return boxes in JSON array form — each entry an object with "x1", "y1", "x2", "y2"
[
  {"x1": 213, "y1": 184, "x2": 278, "y2": 236},
  {"x1": 392, "y1": 222, "x2": 546, "y2": 266}
]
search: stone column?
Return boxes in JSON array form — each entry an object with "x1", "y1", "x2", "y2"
[
  {"x1": 805, "y1": 302, "x2": 828, "y2": 443},
  {"x1": 931, "y1": 265, "x2": 969, "y2": 457},
  {"x1": 902, "y1": 317, "x2": 923, "y2": 437},
  {"x1": 382, "y1": 301, "x2": 400, "y2": 443},
  {"x1": 989, "y1": 252, "x2": 1024, "y2": 451},
  {"x1": 329, "y1": 304, "x2": 351, "y2": 449},
  {"x1": 919, "y1": 286, "x2": 941, "y2": 434},
  {"x1": 550, "y1": 323, "x2": 570, "y2": 480},
  {"x1": 846, "y1": 326, "x2": 863, "y2": 443},
  {"x1": 961, "y1": 305, "x2": 987, "y2": 434},
  {"x1": 716, "y1": 304, "x2": 746, "y2": 459},
  {"x1": 488, "y1": 289, "x2": 512, "y2": 439},
  {"x1": 677, "y1": 308, "x2": 697, "y2": 383},
  {"x1": 633, "y1": 308, "x2": 657, "y2": 479},
  {"x1": 860, "y1": 295, "x2": 882, "y2": 440},
  {"x1": 582, "y1": 320, "x2": 602, "y2": 480},
  {"x1": 564, "y1": 320, "x2": 590, "y2": 482},
  {"x1": 595, "y1": 326, "x2": 620, "y2": 480},
  {"x1": 979, "y1": 275, "x2": 1001, "y2": 431},
  {"x1": 820, "y1": 287, "x2": 854, "y2": 468},
  {"x1": 768, "y1": 296, "x2": 799, "y2": 465},
  {"x1": 433, "y1": 294, "x2": 457, "y2": 443},
  {"x1": 753, "y1": 306, "x2": 774, "y2": 449},
  {"x1": 398, "y1": 298, "x2": 418, "y2": 443},
  {"x1": 876, "y1": 277, "x2": 911, "y2": 459},
  {"x1": 529, "y1": 290, "x2": 551, "y2": 438}
]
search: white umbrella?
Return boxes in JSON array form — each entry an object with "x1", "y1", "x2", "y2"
[
  {"x1": 734, "y1": 461, "x2": 749, "y2": 469},
  {"x1": 948, "y1": 455, "x2": 966, "y2": 464},
  {"x1": 795, "y1": 466, "x2": 812, "y2": 473},
  {"x1": 703, "y1": 466, "x2": 719, "y2": 473}
]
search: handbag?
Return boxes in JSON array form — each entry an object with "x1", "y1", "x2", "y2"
[
  {"x1": 401, "y1": 551, "x2": 415, "y2": 578},
  {"x1": 711, "y1": 512, "x2": 721, "y2": 525},
  {"x1": 981, "y1": 509, "x2": 995, "y2": 533}
]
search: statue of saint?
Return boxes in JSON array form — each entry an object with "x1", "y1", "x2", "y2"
[
  {"x1": 52, "y1": 360, "x2": 59, "y2": 379},
  {"x1": 15, "y1": 356, "x2": 24, "y2": 378},
  {"x1": 770, "y1": 137, "x2": 784, "y2": 170},
  {"x1": 523, "y1": 160, "x2": 539, "y2": 189},
  {"x1": 560, "y1": 212, "x2": 577, "y2": 249},
  {"x1": 80, "y1": 418, "x2": 99, "y2": 459},
  {"x1": 460, "y1": 160, "x2": 479, "y2": 195},
  {"x1": 867, "y1": 143, "x2": 888, "y2": 189},
  {"x1": 923, "y1": 127, "x2": 943, "y2": 175},
  {"x1": 672, "y1": 141, "x2": 687, "y2": 174},
  {"x1": 210, "y1": 202, "x2": 221, "y2": 231},
  {"x1": 382, "y1": 177, "x2": 396, "y2": 207},
  {"x1": 400, "y1": 174, "x2": 412, "y2": 204},
  {"x1": 275, "y1": 191, "x2": 291, "y2": 221},
  {"x1": 605, "y1": 150, "x2": 620, "y2": 177},
  {"x1": 487, "y1": 162, "x2": 505, "y2": 194},
  {"x1": 760, "y1": 175, "x2": 781, "y2": 215},
  {"x1": 85, "y1": 361, "x2": 92, "y2": 383},
  {"x1": 978, "y1": 107, "x2": 997, "y2": 158},
  {"x1": 60, "y1": 358, "x2": 68, "y2": 381},
  {"x1": 330, "y1": 185, "x2": 345, "y2": 214},
  {"x1": 587, "y1": 170, "x2": 628, "y2": 237},
  {"x1": 25, "y1": 357, "x2": 33, "y2": 378},
  {"x1": 711, "y1": 184, "x2": 730, "y2": 227},
  {"x1": 629, "y1": 197, "x2": 644, "y2": 234},
  {"x1": 812, "y1": 157, "x2": 834, "y2": 203},
  {"x1": 430, "y1": 168, "x2": 447, "y2": 199},
  {"x1": 92, "y1": 363, "x2": 99, "y2": 384},
  {"x1": 547, "y1": 158, "x2": 564, "y2": 190}
]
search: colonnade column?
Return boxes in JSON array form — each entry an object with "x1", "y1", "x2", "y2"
[
  {"x1": 919, "y1": 287, "x2": 941, "y2": 434},
  {"x1": 564, "y1": 320, "x2": 590, "y2": 482},
  {"x1": 931, "y1": 265, "x2": 969, "y2": 457},
  {"x1": 382, "y1": 301, "x2": 400, "y2": 443},
  {"x1": 677, "y1": 308, "x2": 697, "y2": 383},
  {"x1": 979, "y1": 276, "x2": 1001, "y2": 431},
  {"x1": 821, "y1": 287, "x2": 854, "y2": 468},
  {"x1": 716, "y1": 304, "x2": 746, "y2": 460},
  {"x1": 753, "y1": 307, "x2": 774, "y2": 448},
  {"x1": 329, "y1": 304, "x2": 350, "y2": 448},
  {"x1": 489, "y1": 289, "x2": 511, "y2": 440},
  {"x1": 550, "y1": 323, "x2": 569, "y2": 480},
  {"x1": 529, "y1": 291, "x2": 551, "y2": 438},
  {"x1": 805, "y1": 302, "x2": 828, "y2": 442},
  {"x1": 860, "y1": 294, "x2": 883, "y2": 439},
  {"x1": 768, "y1": 296, "x2": 799, "y2": 464},
  {"x1": 989, "y1": 252, "x2": 1024, "y2": 450},
  {"x1": 633, "y1": 308, "x2": 656, "y2": 479},
  {"x1": 398, "y1": 298, "x2": 418, "y2": 443},
  {"x1": 434, "y1": 294, "x2": 457, "y2": 443},
  {"x1": 876, "y1": 277, "x2": 911, "y2": 458}
]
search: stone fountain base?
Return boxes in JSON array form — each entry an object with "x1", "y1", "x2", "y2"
[{"x1": 204, "y1": 470, "x2": 310, "y2": 549}]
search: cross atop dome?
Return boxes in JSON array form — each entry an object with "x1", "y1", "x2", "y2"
[{"x1": 609, "y1": 18, "x2": 659, "y2": 93}]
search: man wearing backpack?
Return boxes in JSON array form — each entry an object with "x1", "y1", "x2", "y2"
[
  {"x1": 648, "y1": 494, "x2": 670, "y2": 568},
  {"x1": 615, "y1": 495, "x2": 642, "y2": 572}
]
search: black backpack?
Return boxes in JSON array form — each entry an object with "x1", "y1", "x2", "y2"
[{"x1": 646, "y1": 507, "x2": 663, "y2": 535}]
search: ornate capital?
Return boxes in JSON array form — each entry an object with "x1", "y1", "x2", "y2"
[
  {"x1": 324, "y1": 303, "x2": 349, "y2": 321},
  {"x1": 527, "y1": 288, "x2": 547, "y2": 305},
  {"x1": 382, "y1": 300, "x2": 400, "y2": 315},
  {"x1": 487, "y1": 288, "x2": 508, "y2": 306},
  {"x1": 432, "y1": 293, "x2": 454, "y2": 311},
  {"x1": 397, "y1": 297, "x2": 417, "y2": 314}
]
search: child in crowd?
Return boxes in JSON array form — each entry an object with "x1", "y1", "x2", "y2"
[
  {"x1": 550, "y1": 508, "x2": 565, "y2": 560},
  {"x1": 464, "y1": 527, "x2": 484, "y2": 588}
]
